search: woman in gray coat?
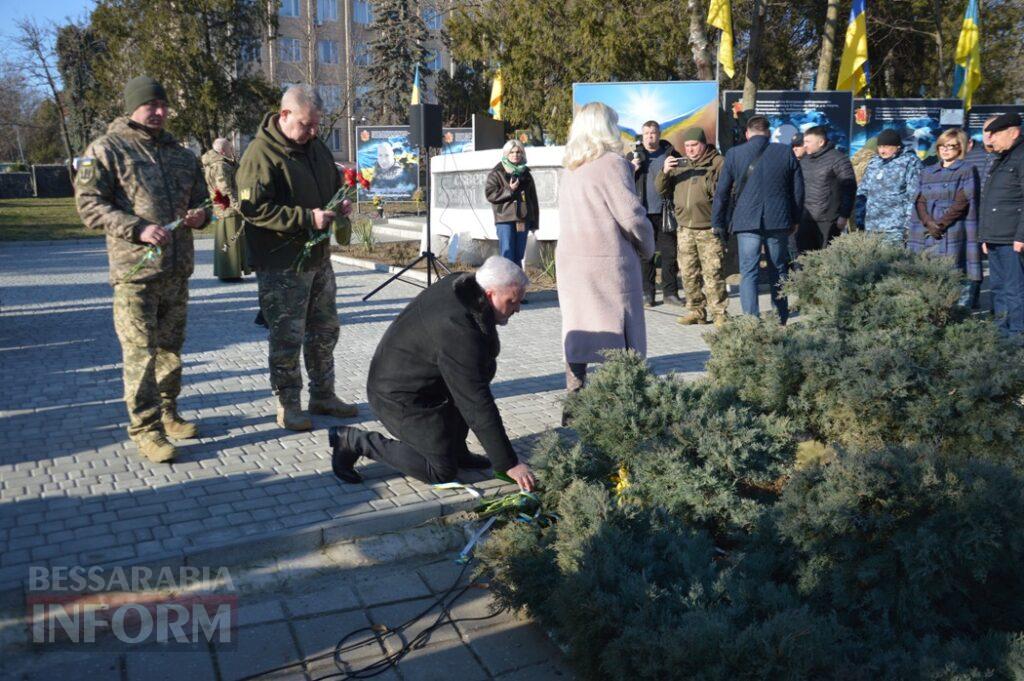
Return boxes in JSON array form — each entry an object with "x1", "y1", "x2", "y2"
[{"x1": 557, "y1": 102, "x2": 655, "y2": 406}]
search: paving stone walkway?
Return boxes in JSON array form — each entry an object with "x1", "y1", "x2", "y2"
[
  {"x1": 0, "y1": 238, "x2": 724, "y2": 596},
  {"x1": 3, "y1": 545, "x2": 575, "y2": 681}
]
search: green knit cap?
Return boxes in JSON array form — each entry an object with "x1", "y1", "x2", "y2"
[
  {"x1": 124, "y1": 76, "x2": 168, "y2": 114},
  {"x1": 681, "y1": 127, "x2": 706, "y2": 143}
]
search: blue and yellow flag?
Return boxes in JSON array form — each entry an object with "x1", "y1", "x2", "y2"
[
  {"x1": 953, "y1": 0, "x2": 981, "y2": 110},
  {"x1": 489, "y1": 68, "x2": 504, "y2": 121},
  {"x1": 707, "y1": 0, "x2": 735, "y2": 79},
  {"x1": 836, "y1": 0, "x2": 870, "y2": 95},
  {"x1": 410, "y1": 63, "x2": 422, "y2": 105}
]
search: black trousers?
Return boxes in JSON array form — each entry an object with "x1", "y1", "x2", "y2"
[
  {"x1": 641, "y1": 215, "x2": 679, "y2": 298},
  {"x1": 796, "y1": 215, "x2": 839, "y2": 253},
  {"x1": 352, "y1": 404, "x2": 470, "y2": 484}
]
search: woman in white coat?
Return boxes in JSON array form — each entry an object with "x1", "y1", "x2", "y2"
[{"x1": 557, "y1": 102, "x2": 655, "y2": 411}]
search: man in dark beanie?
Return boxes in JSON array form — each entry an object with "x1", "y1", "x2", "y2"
[
  {"x1": 74, "y1": 77, "x2": 210, "y2": 463},
  {"x1": 979, "y1": 112, "x2": 1024, "y2": 338},
  {"x1": 656, "y1": 126, "x2": 727, "y2": 326}
]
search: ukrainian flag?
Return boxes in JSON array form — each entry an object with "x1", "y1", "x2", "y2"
[
  {"x1": 836, "y1": 0, "x2": 870, "y2": 95},
  {"x1": 953, "y1": 0, "x2": 981, "y2": 110},
  {"x1": 489, "y1": 68, "x2": 503, "y2": 121},
  {"x1": 707, "y1": 0, "x2": 735, "y2": 78},
  {"x1": 410, "y1": 64, "x2": 422, "y2": 105}
]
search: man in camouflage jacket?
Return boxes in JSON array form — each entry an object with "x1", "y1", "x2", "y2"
[
  {"x1": 75, "y1": 76, "x2": 209, "y2": 463},
  {"x1": 236, "y1": 84, "x2": 357, "y2": 431}
]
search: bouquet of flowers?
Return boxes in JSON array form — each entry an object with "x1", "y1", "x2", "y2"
[
  {"x1": 292, "y1": 168, "x2": 369, "y2": 271},
  {"x1": 476, "y1": 471, "x2": 557, "y2": 528},
  {"x1": 124, "y1": 190, "x2": 229, "y2": 278}
]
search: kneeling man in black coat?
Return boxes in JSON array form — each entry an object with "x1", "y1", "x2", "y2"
[{"x1": 329, "y1": 256, "x2": 536, "y2": 491}]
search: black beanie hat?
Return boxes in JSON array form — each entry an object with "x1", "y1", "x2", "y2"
[
  {"x1": 876, "y1": 129, "x2": 902, "y2": 147},
  {"x1": 124, "y1": 76, "x2": 168, "y2": 114}
]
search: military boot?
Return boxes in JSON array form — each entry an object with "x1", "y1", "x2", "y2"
[
  {"x1": 136, "y1": 431, "x2": 177, "y2": 463},
  {"x1": 712, "y1": 312, "x2": 729, "y2": 328},
  {"x1": 276, "y1": 392, "x2": 312, "y2": 431},
  {"x1": 677, "y1": 309, "x2": 709, "y2": 325},
  {"x1": 162, "y1": 402, "x2": 199, "y2": 440},
  {"x1": 308, "y1": 393, "x2": 359, "y2": 419}
]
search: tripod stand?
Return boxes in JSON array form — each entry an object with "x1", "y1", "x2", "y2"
[{"x1": 362, "y1": 146, "x2": 450, "y2": 301}]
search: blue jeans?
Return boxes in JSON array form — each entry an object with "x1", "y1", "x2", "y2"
[
  {"x1": 986, "y1": 243, "x2": 1024, "y2": 337},
  {"x1": 496, "y1": 222, "x2": 529, "y2": 266},
  {"x1": 737, "y1": 229, "x2": 790, "y2": 324}
]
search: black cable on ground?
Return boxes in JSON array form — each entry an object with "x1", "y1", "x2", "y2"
[{"x1": 233, "y1": 560, "x2": 507, "y2": 681}]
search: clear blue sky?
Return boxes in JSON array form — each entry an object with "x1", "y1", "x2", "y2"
[{"x1": 1, "y1": 0, "x2": 96, "y2": 53}]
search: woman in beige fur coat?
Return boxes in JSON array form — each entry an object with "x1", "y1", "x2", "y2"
[{"x1": 556, "y1": 102, "x2": 655, "y2": 402}]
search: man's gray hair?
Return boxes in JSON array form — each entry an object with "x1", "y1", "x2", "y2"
[
  {"x1": 281, "y1": 84, "x2": 322, "y2": 113},
  {"x1": 212, "y1": 137, "x2": 231, "y2": 156},
  {"x1": 476, "y1": 256, "x2": 529, "y2": 292}
]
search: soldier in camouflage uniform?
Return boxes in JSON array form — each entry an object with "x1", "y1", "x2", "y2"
[
  {"x1": 236, "y1": 84, "x2": 357, "y2": 431},
  {"x1": 202, "y1": 138, "x2": 250, "y2": 280},
  {"x1": 75, "y1": 76, "x2": 209, "y2": 463},
  {"x1": 854, "y1": 129, "x2": 921, "y2": 243},
  {"x1": 655, "y1": 127, "x2": 728, "y2": 326}
]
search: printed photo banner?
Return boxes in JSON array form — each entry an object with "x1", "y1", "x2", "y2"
[
  {"x1": 355, "y1": 126, "x2": 420, "y2": 201},
  {"x1": 441, "y1": 128, "x2": 473, "y2": 154},
  {"x1": 966, "y1": 105, "x2": 1024, "y2": 142},
  {"x1": 851, "y1": 98, "x2": 964, "y2": 159},
  {"x1": 572, "y1": 81, "x2": 719, "y2": 154},
  {"x1": 720, "y1": 90, "x2": 854, "y2": 153}
]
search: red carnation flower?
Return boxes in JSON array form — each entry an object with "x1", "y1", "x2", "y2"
[
  {"x1": 213, "y1": 189, "x2": 230, "y2": 211},
  {"x1": 343, "y1": 167, "x2": 358, "y2": 187},
  {"x1": 358, "y1": 173, "x2": 370, "y2": 190}
]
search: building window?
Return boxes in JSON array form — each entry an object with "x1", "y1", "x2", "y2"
[
  {"x1": 240, "y1": 40, "x2": 261, "y2": 63},
  {"x1": 354, "y1": 42, "x2": 371, "y2": 66},
  {"x1": 423, "y1": 8, "x2": 442, "y2": 30},
  {"x1": 317, "y1": 0, "x2": 338, "y2": 22},
  {"x1": 353, "y1": 0, "x2": 373, "y2": 24},
  {"x1": 426, "y1": 50, "x2": 442, "y2": 72},
  {"x1": 328, "y1": 128, "x2": 343, "y2": 152},
  {"x1": 279, "y1": 38, "x2": 302, "y2": 63},
  {"x1": 279, "y1": 0, "x2": 300, "y2": 17},
  {"x1": 318, "y1": 84, "x2": 342, "y2": 112},
  {"x1": 354, "y1": 85, "x2": 371, "y2": 111},
  {"x1": 317, "y1": 40, "x2": 339, "y2": 64}
]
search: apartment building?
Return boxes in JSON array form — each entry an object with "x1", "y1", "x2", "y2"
[{"x1": 243, "y1": 0, "x2": 451, "y2": 161}]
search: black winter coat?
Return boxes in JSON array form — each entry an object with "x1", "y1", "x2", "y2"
[
  {"x1": 979, "y1": 136, "x2": 1024, "y2": 244},
  {"x1": 484, "y1": 164, "x2": 539, "y2": 229},
  {"x1": 799, "y1": 142, "x2": 857, "y2": 223},
  {"x1": 366, "y1": 273, "x2": 518, "y2": 473}
]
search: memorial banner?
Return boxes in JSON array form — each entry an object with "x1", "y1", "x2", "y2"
[
  {"x1": 441, "y1": 128, "x2": 473, "y2": 154},
  {"x1": 573, "y1": 81, "x2": 718, "y2": 153},
  {"x1": 355, "y1": 126, "x2": 420, "y2": 200},
  {"x1": 851, "y1": 98, "x2": 964, "y2": 158},
  {"x1": 966, "y1": 105, "x2": 1024, "y2": 142},
  {"x1": 720, "y1": 90, "x2": 854, "y2": 152}
]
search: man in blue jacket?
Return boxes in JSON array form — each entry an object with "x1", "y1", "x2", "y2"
[
  {"x1": 979, "y1": 112, "x2": 1024, "y2": 338},
  {"x1": 712, "y1": 115, "x2": 805, "y2": 324}
]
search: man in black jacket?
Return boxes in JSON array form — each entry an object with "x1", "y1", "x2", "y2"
[
  {"x1": 626, "y1": 121, "x2": 682, "y2": 307},
  {"x1": 798, "y1": 125, "x2": 857, "y2": 252},
  {"x1": 979, "y1": 112, "x2": 1024, "y2": 338},
  {"x1": 328, "y1": 257, "x2": 537, "y2": 490}
]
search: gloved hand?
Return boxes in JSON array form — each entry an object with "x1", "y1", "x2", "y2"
[{"x1": 924, "y1": 219, "x2": 944, "y2": 240}]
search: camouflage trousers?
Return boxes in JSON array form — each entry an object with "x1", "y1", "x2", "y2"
[
  {"x1": 111, "y1": 274, "x2": 189, "y2": 440},
  {"x1": 678, "y1": 228, "x2": 728, "y2": 316},
  {"x1": 256, "y1": 261, "x2": 339, "y2": 399}
]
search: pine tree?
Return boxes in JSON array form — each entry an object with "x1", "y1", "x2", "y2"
[{"x1": 365, "y1": 0, "x2": 430, "y2": 124}]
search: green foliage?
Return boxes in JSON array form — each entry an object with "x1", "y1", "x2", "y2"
[
  {"x1": 707, "y1": 233, "x2": 1024, "y2": 463},
  {"x1": 365, "y1": 0, "x2": 430, "y2": 125},
  {"x1": 55, "y1": 23, "x2": 104, "y2": 154},
  {"x1": 480, "y1": 234, "x2": 1024, "y2": 679},
  {"x1": 88, "y1": 0, "x2": 280, "y2": 149},
  {"x1": 436, "y1": 62, "x2": 489, "y2": 128}
]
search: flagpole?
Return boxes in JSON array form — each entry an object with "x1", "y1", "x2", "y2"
[{"x1": 715, "y1": 30, "x2": 721, "y2": 83}]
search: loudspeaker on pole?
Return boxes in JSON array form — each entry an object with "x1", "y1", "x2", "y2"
[{"x1": 409, "y1": 104, "x2": 443, "y2": 148}]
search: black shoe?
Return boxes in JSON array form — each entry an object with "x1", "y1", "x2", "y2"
[
  {"x1": 457, "y1": 452, "x2": 492, "y2": 470},
  {"x1": 220, "y1": 277, "x2": 243, "y2": 283},
  {"x1": 254, "y1": 310, "x2": 268, "y2": 328},
  {"x1": 644, "y1": 294, "x2": 657, "y2": 308},
  {"x1": 328, "y1": 426, "x2": 362, "y2": 484}
]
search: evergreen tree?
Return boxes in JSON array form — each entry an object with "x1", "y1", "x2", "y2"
[
  {"x1": 55, "y1": 23, "x2": 104, "y2": 155},
  {"x1": 88, "y1": 0, "x2": 280, "y2": 149},
  {"x1": 436, "y1": 62, "x2": 488, "y2": 127},
  {"x1": 365, "y1": 0, "x2": 431, "y2": 124}
]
